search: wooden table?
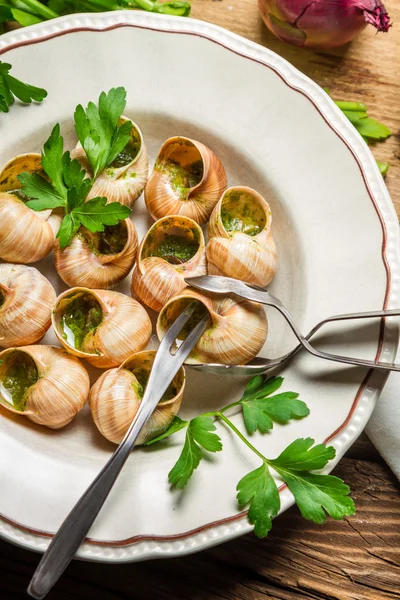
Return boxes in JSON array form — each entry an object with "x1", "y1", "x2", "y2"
[{"x1": 1, "y1": 3, "x2": 400, "y2": 598}]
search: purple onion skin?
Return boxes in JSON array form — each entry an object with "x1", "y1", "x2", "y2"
[{"x1": 258, "y1": 0, "x2": 392, "y2": 49}]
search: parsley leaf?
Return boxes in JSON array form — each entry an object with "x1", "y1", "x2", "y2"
[
  {"x1": 73, "y1": 197, "x2": 131, "y2": 233},
  {"x1": 168, "y1": 416, "x2": 222, "y2": 489},
  {"x1": 56, "y1": 213, "x2": 80, "y2": 249},
  {"x1": 237, "y1": 376, "x2": 309, "y2": 434},
  {"x1": 277, "y1": 471, "x2": 355, "y2": 523},
  {"x1": 242, "y1": 375, "x2": 284, "y2": 399},
  {"x1": 144, "y1": 417, "x2": 189, "y2": 446},
  {"x1": 41, "y1": 124, "x2": 67, "y2": 199},
  {"x1": 62, "y1": 152, "x2": 87, "y2": 190},
  {"x1": 237, "y1": 463, "x2": 280, "y2": 538},
  {"x1": 269, "y1": 438, "x2": 355, "y2": 523},
  {"x1": 0, "y1": 61, "x2": 47, "y2": 113},
  {"x1": 74, "y1": 87, "x2": 132, "y2": 179},
  {"x1": 18, "y1": 172, "x2": 65, "y2": 211},
  {"x1": 270, "y1": 437, "x2": 335, "y2": 471}
]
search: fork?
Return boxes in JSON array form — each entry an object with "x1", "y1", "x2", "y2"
[
  {"x1": 185, "y1": 275, "x2": 400, "y2": 376},
  {"x1": 27, "y1": 302, "x2": 210, "y2": 600}
]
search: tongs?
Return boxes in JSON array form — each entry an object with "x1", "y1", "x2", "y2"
[
  {"x1": 186, "y1": 275, "x2": 400, "y2": 375},
  {"x1": 28, "y1": 303, "x2": 209, "y2": 600}
]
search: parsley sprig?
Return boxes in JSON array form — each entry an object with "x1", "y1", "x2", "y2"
[
  {"x1": 18, "y1": 87, "x2": 132, "y2": 248},
  {"x1": 146, "y1": 375, "x2": 355, "y2": 538},
  {"x1": 74, "y1": 87, "x2": 133, "y2": 180},
  {"x1": 0, "y1": 61, "x2": 47, "y2": 113}
]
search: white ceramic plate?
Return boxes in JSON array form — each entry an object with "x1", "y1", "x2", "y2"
[{"x1": 0, "y1": 12, "x2": 399, "y2": 563}]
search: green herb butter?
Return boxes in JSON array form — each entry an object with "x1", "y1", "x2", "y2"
[
  {"x1": 61, "y1": 293, "x2": 102, "y2": 350},
  {"x1": 221, "y1": 191, "x2": 266, "y2": 236},
  {"x1": 0, "y1": 353, "x2": 38, "y2": 411},
  {"x1": 156, "y1": 159, "x2": 203, "y2": 200}
]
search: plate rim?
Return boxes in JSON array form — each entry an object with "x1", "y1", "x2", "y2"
[{"x1": 0, "y1": 11, "x2": 399, "y2": 561}]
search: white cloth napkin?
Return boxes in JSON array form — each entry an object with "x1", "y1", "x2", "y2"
[{"x1": 366, "y1": 366, "x2": 400, "y2": 479}]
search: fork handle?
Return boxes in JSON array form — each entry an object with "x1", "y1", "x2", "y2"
[{"x1": 27, "y1": 404, "x2": 150, "y2": 600}]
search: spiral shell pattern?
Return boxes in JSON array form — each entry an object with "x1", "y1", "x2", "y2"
[
  {"x1": 0, "y1": 345, "x2": 90, "y2": 429},
  {"x1": 207, "y1": 186, "x2": 277, "y2": 286},
  {"x1": 89, "y1": 350, "x2": 185, "y2": 445},
  {"x1": 131, "y1": 215, "x2": 206, "y2": 311},
  {"x1": 144, "y1": 137, "x2": 227, "y2": 225},
  {"x1": 157, "y1": 289, "x2": 268, "y2": 365},
  {"x1": 0, "y1": 154, "x2": 61, "y2": 263},
  {"x1": 52, "y1": 287, "x2": 152, "y2": 369},
  {"x1": 0, "y1": 264, "x2": 56, "y2": 347},
  {"x1": 54, "y1": 219, "x2": 138, "y2": 289}
]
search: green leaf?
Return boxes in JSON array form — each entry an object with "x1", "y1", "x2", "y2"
[
  {"x1": 0, "y1": 93, "x2": 9, "y2": 112},
  {"x1": 56, "y1": 213, "x2": 80, "y2": 249},
  {"x1": 99, "y1": 86, "x2": 127, "y2": 130},
  {"x1": 18, "y1": 172, "x2": 65, "y2": 211},
  {"x1": 74, "y1": 87, "x2": 129, "y2": 179},
  {"x1": 277, "y1": 471, "x2": 355, "y2": 524},
  {"x1": 271, "y1": 437, "x2": 336, "y2": 471},
  {"x1": 4, "y1": 73, "x2": 47, "y2": 104},
  {"x1": 41, "y1": 124, "x2": 67, "y2": 199},
  {"x1": 11, "y1": 8, "x2": 43, "y2": 26},
  {"x1": 241, "y1": 392, "x2": 309, "y2": 435},
  {"x1": 377, "y1": 160, "x2": 389, "y2": 177},
  {"x1": 168, "y1": 430, "x2": 203, "y2": 489},
  {"x1": 189, "y1": 415, "x2": 223, "y2": 452},
  {"x1": 62, "y1": 152, "x2": 87, "y2": 190},
  {"x1": 67, "y1": 184, "x2": 90, "y2": 211},
  {"x1": 0, "y1": 71, "x2": 13, "y2": 108},
  {"x1": 72, "y1": 196, "x2": 131, "y2": 232},
  {"x1": 144, "y1": 416, "x2": 189, "y2": 446},
  {"x1": 168, "y1": 416, "x2": 222, "y2": 489},
  {"x1": 237, "y1": 463, "x2": 280, "y2": 538},
  {"x1": 242, "y1": 375, "x2": 284, "y2": 400},
  {"x1": 107, "y1": 119, "x2": 132, "y2": 166}
]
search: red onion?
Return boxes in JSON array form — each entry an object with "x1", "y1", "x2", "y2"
[{"x1": 258, "y1": 0, "x2": 392, "y2": 49}]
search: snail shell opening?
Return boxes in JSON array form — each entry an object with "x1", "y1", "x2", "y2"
[
  {"x1": 145, "y1": 136, "x2": 227, "y2": 225},
  {"x1": 52, "y1": 287, "x2": 152, "y2": 369},
  {"x1": 89, "y1": 350, "x2": 185, "y2": 445},
  {"x1": 207, "y1": 186, "x2": 278, "y2": 286},
  {"x1": 131, "y1": 215, "x2": 206, "y2": 311}
]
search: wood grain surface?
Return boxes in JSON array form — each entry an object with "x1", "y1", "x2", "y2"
[
  {"x1": 1, "y1": 4, "x2": 400, "y2": 599},
  {"x1": 0, "y1": 436, "x2": 399, "y2": 600},
  {"x1": 191, "y1": 0, "x2": 400, "y2": 214}
]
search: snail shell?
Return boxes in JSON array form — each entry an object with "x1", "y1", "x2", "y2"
[
  {"x1": 0, "y1": 154, "x2": 62, "y2": 263},
  {"x1": 157, "y1": 289, "x2": 268, "y2": 365},
  {"x1": 89, "y1": 350, "x2": 185, "y2": 445},
  {"x1": 207, "y1": 186, "x2": 277, "y2": 286},
  {"x1": 54, "y1": 219, "x2": 138, "y2": 289},
  {"x1": 71, "y1": 118, "x2": 148, "y2": 208},
  {"x1": 0, "y1": 345, "x2": 89, "y2": 429},
  {"x1": 131, "y1": 215, "x2": 206, "y2": 312},
  {"x1": 0, "y1": 264, "x2": 56, "y2": 347},
  {"x1": 52, "y1": 287, "x2": 152, "y2": 369},
  {"x1": 144, "y1": 137, "x2": 227, "y2": 225}
]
